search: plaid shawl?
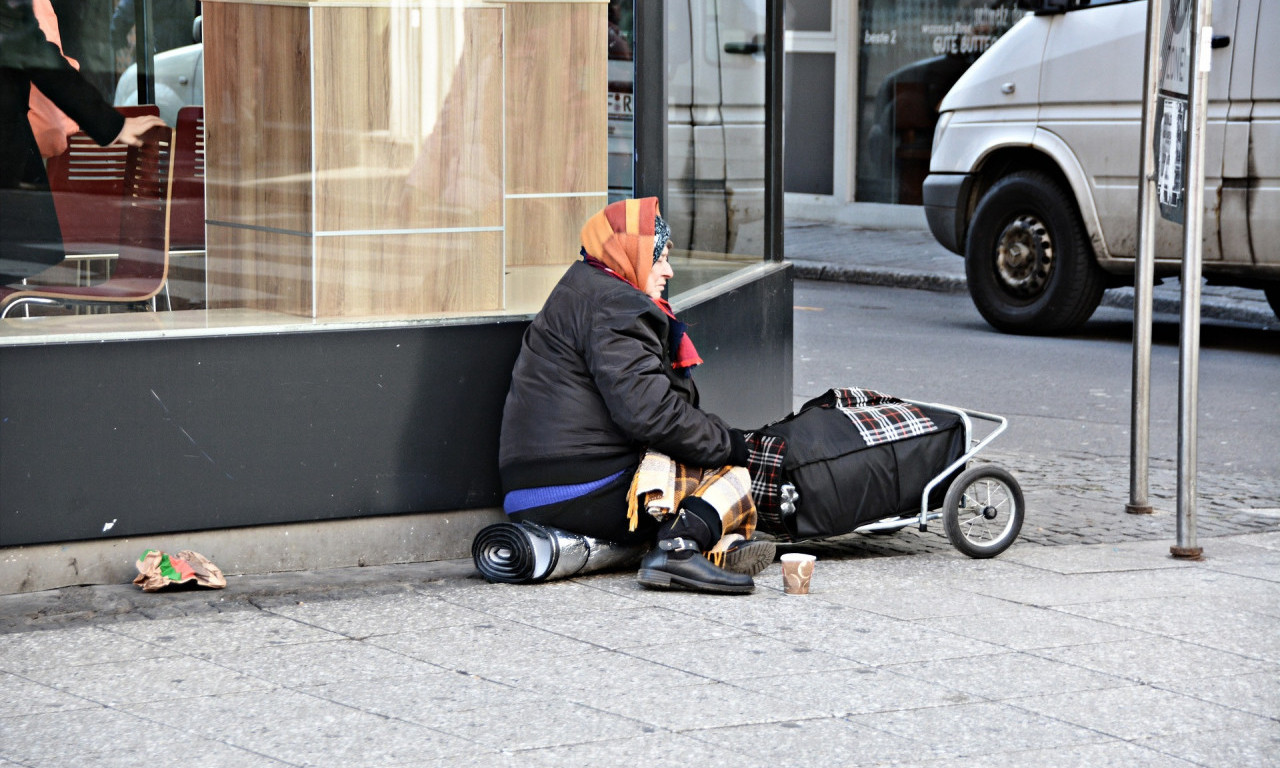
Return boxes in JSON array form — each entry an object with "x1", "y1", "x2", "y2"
[{"x1": 627, "y1": 450, "x2": 756, "y2": 559}]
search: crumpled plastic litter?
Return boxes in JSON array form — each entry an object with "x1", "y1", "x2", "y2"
[{"x1": 132, "y1": 549, "x2": 226, "y2": 591}]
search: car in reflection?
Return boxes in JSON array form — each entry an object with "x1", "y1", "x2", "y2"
[{"x1": 113, "y1": 17, "x2": 202, "y2": 126}]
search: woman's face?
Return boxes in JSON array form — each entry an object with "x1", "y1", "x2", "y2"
[{"x1": 645, "y1": 243, "x2": 674, "y2": 299}]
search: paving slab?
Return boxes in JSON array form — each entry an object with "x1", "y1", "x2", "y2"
[
  {"x1": 1050, "y1": 593, "x2": 1278, "y2": 637},
  {"x1": 0, "y1": 672, "x2": 103, "y2": 718},
  {"x1": 883, "y1": 650, "x2": 1131, "y2": 701},
  {"x1": 915, "y1": 602, "x2": 1148, "y2": 650},
  {"x1": 1, "y1": 707, "x2": 197, "y2": 765},
  {"x1": 262, "y1": 591, "x2": 495, "y2": 638},
  {"x1": 1007, "y1": 684, "x2": 1275, "y2": 741},
  {"x1": 1134, "y1": 723, "x2": 1280, "y2": 768},
  {"x1": 18, "y1": 652, "x2": 274, "y2": 707},
  {"x1": 121, "y1": 687, "x2": 477, "y2": 767},
  {"x1": 727, "y1": 665, "x2": 980, "y2": 715},
  {"x1": 688, "y1": 716, "x2": 934, "y2": 766},
  {"x1": 1154, "y1": 670, "x2": 1280, "y2": 720},
  {"x1": 1030, "y1": 635, "x2": 1278, "y2": 685},
  {"x1": 846, "y1": 700, "x2": 1106, "y2": 758},
  {"x1": 105, "y1": 609, "x2": 345, "y2": 655},
  {"x1": 480, "y1": 731, "x2": 771, "y2": 768},
  {"x1": 417, "y1": 697, "x2": 654, "y2": 752},
  {"x1": 567, "y1": 679, "x2": 824, "y2": 732},
  {"x1": 899, "y1": 740, "x2": 1199, "y2": 768}
]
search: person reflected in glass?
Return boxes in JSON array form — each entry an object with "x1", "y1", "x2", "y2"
[
  {"x1": 498, "y1": 198, "x2": 775, "y2": 594},
  {"x1": 1, "y1": 0, "x2": 165, "y2": 286}
]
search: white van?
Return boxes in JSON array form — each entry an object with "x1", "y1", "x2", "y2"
[{"x1": 923, "y1": 0, "x2": 1278, "y2": 333}]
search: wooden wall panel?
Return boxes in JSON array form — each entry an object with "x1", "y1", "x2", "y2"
[
  {"x1": 313, "y1": 6, "x2": 503, "y2": 233},
  {"x1": 505, "y1": 3, "x2": 607, "y2": 195},
  {"x1": 203, "y1": 2, "x2": 312, "y2": 233},
  {"x1": 505, "y1": 194, "x2": 606, "y2": 266},
  {"x1": 206, "y1": 225, "x2": 312, "y2": 316},
  {"x1": 202, "y1": 0, "x2": 607, "y2": 319},
  {"x1": 313, "y1": 232, "x2": 503, "y2": 317}
]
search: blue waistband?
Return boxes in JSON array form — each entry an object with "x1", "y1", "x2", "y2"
[{"x1": 503, "y1": 469, "x2": 628, "y2": 514}]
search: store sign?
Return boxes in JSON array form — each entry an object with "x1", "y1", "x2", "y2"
[
  {"x1": 922, "y1": 6, "x2": 1015, "y2": 57},
  {"x1": 1157, "y1": 0, "x2": 1194, "y2": 223}
]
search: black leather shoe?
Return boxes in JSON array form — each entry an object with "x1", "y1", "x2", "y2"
[{"x1": 637, "y1": 543, "x2": 754, "y2": 594}]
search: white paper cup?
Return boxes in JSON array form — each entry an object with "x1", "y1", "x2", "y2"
[{"x1": 780, "y1": 553, "x2": 816, "y2": 595}]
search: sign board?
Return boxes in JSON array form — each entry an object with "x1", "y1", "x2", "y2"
[{"x1": 1156, "y1": 0, "x2": 1194, "y2": 222}]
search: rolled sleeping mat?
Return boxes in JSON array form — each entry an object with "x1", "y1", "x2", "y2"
[{"x1": 471, "y1": 521, "x2": 647, "y2": 584}]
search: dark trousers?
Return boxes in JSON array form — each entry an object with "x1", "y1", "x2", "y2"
[{"x1": 511, "y1": 470, "x2": 657, "y2": 546}]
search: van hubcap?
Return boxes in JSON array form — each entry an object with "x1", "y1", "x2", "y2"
[{"x1": 994, "y1": 215, "x2": 1053, "y2": 298}]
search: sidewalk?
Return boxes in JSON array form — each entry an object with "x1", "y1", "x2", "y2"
[
  {"x1": 784, "y1": 219, "x2": 1277, "y2": 327},
  {"x1": 2, "y1": 532, "x2": 1277, "y2": 766},
  {"x1": 2, "y1": 220, "x2": 1276, "y2": 766}
]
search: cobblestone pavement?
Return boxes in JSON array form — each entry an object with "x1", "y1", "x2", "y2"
[{"x1": 779, "y1": 448, "x2": 1280, "y2": 561}]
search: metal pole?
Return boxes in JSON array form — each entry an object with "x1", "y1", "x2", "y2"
[
  {"x1": 764, "y1": 0, "x2": 784, "y2": 263},
  {"x1": 1128, "y1": 0, "x2": 1164, "y2": 517},
  {"x1": 633, "y1": 0, "x2": 666, "y2": 206},
  {"x1": 1172, "y1": 0, "x2": 1212, "y2": 560},
  {"x1": 133, "y1": 0, "x2": 156, "y2": 107}
]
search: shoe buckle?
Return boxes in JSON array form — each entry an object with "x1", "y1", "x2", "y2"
[{"x1": 658, "y1": 537, "x2": 698, "y2": 553}]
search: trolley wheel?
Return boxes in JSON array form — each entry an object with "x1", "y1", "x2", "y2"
[{"x1": 943, "y1": 465, "x2": 1024, "y2": 558}]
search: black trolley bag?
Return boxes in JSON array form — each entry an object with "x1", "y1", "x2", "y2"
[{"x1": 747, "y1": 388, "x2": 966, "y2": 541}]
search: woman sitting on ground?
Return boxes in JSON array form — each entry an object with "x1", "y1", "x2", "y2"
[{"x1": 498, "y1": 197, "x2": 774, "y2": 593}]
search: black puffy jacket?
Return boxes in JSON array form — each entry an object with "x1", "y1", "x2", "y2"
[{"x1": 499, "y1": 261, "x2": 746, "y2": 493}]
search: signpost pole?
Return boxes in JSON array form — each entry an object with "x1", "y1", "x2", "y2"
[
  {"x1": 1127, "y1": 0, "x2": 1166, "y2": 517},
  {"x1": 1172, "y1": 0, "x2": 1212, "y2": 560}
]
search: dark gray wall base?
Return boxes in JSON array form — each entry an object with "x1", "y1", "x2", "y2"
[
  {"x1": 0, "y1": 507, "x2": 505, "y2": 595},
  {"x1": 0, "y1": 265, "x2": 793, "y2": 548}
]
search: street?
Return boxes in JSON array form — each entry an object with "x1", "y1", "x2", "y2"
[
  {"x1": 794, "y1": 279, "x2": 1279, "y2": 474},
  {"x1": 792, "y1": 279, "x2": 1280, "y2": 549}
]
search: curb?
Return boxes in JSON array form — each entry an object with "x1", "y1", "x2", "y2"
[{"x1": 793, "y1": 261, "x2": 1276, "y2": 327}]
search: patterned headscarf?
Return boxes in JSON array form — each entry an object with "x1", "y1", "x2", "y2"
[
  {"x1": 580, "y1": 197, "x2": 664, "y2": 293},
  {"x1": 580, "y1": 198, "x2": 702, "y2": 374}
]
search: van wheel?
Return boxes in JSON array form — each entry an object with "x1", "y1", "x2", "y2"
[
  {"x1": 965, "y1": 171, "x2": 1105, "y2": 334},
  {"x1": 1265, "y1": 286, "x2": 1280, "y2": 320}
]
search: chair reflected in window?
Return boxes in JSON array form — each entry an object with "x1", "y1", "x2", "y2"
[
  {"x1": 170, "y1": 106, "x2": 205, "y2": 253},
  {"x1": 0, "y1": 123, "x2": 174, "y2": 319}
]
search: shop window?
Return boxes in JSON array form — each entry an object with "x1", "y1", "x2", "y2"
[
  {"x1": 855, "y1": 0, "x2": 1024, "y2": 204},
  {"x1": 664, "y1": 0, "x2": 768, "y2": 293},
  {"x1": 4, "y1": 0, "x2": 773, "y2": 345}
]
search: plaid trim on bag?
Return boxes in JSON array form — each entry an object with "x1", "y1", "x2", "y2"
[
  {"x1": 828, "y1": 387, "x2": 937, "y2": 446},
  {"x1": 743, "y1": 431, "x2": 788, "y2": 534}
]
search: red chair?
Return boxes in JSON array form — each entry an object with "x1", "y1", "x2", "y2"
[
  {"x1": 44, "y1": 105, "x2": 161, "y2": 256},
  {"x1": 0, "y1": 125, "x2": 175, "y2": 318},
  {"x1": 169, "y1": 105, "x2": 205, "y2": 252}
]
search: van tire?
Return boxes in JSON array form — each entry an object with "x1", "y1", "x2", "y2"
[{"x1": 965, "y1": 171, "x2": 1105, "y2": 334}]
